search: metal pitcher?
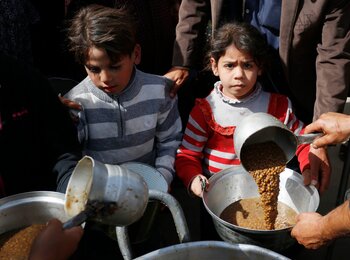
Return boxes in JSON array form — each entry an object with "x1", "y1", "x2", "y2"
[
  {"x1": 64, "y1": 156, "x2": 149, "y2": 227},
  {"x1": 234, "y1": 112, "x2": 321, "y2": 171}
]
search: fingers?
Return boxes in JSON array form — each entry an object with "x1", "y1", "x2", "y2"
[
  {"x1": 190, "y1": 175, "x2": 209, "y2": 197},
  {"x1": 319, "y1": 166, "x2": 331, "y2": 194},
  {"x1": 311, "y1": 137, "x2": 329, "y2": 149},
  {"x1": 164, "y1": 67, "x2": 190, "y2": 98},
  {"x1": 169, "y1": 82, "x2": 183, "y2": 98},
  {"x1": 59, "y1": 95, "x2": 82, "y2": 110},
  {"x1": 65, "y1": 226, "x2": 84, "y2": 244},
  {"x1": 308, "y1": 147, "x2": 331, "y2": 194},
  {"x1": 302, "y1": 169, "x2": 312, "y2": 186}
]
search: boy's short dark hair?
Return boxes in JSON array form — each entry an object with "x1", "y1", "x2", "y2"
[{"x1": 67, "y1": 4, "x2": 138, "y2": 64}]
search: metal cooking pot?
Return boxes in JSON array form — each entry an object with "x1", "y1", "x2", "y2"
[
  {"x1": 234, "y1": 112, "x2": 321, "y2": 171},
  {"x1": 202, "y1": 166, "x2": 319, "y2": 251},
  {"x1": 0, "y1": 191, "x2": 68, "y2": 235},
  {"x1": 134, "y1": 241, "x2": 290, "y2": 260},
  {"x1": 65, "y1": 156, "x2": 149, "y2": 227}
]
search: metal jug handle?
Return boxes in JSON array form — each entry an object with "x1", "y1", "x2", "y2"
[
  {"x1": 297, "y1": 132, "x2": 323, "y2": 144},
  {"x1": 116, "y1": 189, "x2": 191, "y2": 260}
]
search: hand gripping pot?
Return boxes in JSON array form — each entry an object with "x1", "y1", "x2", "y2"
[
  {"x1": 64, "y1": 156, "x2": 149, "y2": 227},
  {"x1": 234, "y1": 112, "x2": 322, "y2": 172}
]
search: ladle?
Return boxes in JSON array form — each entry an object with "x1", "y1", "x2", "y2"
[{"x1": 63, "y1": 201, "x2": 116, "y2": 229}]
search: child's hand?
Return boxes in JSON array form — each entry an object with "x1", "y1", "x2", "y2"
[{"x1": 190, "y1": 175, "x2": 209, "y2": 198}]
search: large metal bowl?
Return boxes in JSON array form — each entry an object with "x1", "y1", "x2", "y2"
[
  {"x1": 134, "y1": 241, "x2": 290, "y2": 260},
  {"x1": 0, "y1": 191, "x2": 68, "y2": 235},
  {"x1": 202, "y1": 166, "x2": 319, "y2": 251}
]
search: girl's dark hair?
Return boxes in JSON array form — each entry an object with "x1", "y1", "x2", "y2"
[
  {"x1": 206, "y1": 22, "x2": 272, "y2": 73},
  {"x1": 67, "y1": 4, "x2": 138, "y2": 64}
]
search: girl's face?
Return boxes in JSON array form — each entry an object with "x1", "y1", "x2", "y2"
[
  {"x1": 84, "y1": 45, "x2": 141, "y2": 94},
  {"x1": 211, "y1": 44, "x2": 262, "y2": 99}
]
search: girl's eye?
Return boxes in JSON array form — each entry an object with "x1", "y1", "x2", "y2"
[
  {"x1": 224, "y1": 63, "x2": 234, "y2": 69},
  {"x1": 243, "y1": 63, "x2": 253, "y2": 69}
]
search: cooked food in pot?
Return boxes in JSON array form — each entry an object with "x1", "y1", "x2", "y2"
[
  {"x1": 0, "y1": 224, "x2": 45, "y2": 259},
  {"x1": 220, "y1": 197, "x2": 297, "y2": 230}
]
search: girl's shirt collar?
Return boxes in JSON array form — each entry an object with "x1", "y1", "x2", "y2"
[{"x1": 214, "y1": 81, "x2": 262, "y2": 105}]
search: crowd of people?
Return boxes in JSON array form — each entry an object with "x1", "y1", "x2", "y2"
[{"x1": 0, "y1": 1, "x2": 350, "y2": 259}]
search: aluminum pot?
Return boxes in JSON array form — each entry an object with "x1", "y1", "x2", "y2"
[
  {"x1": 65, "y1": 156, "x2": 149, "y2": 227},
  {"x1": 234, "y1": 112, "x2": 321, "y2": 171},
  {"x1": 0, "y1": 191, "x2": 68, "y2": 235},
  {"x1": 134, "y1": 241, "x2": 290, "y2": 260},
  {"x1": 202, "y1": 166, "x2": 319, "y2": 251}
]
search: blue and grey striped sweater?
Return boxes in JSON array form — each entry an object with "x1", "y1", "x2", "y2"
[{"x1": 65, "y1": 69, "x2": 183, "y2": 185}]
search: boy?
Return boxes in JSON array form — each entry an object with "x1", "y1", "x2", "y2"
[{"x1": 63, "y1": 5, "x2": 182, "y2": 187}]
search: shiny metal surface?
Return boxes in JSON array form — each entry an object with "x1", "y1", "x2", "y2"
[
  {"x1": 0, "y1": 191, "x2": 68, "y2": 234},
  {"x1": 121, "y1": 162, "x2": 168, "y2": 192},
  {"x1": 234, "y1": 113, "x2": 297, "y2": 170},
  {"x1": 234, "y1": 112, "x2": 322, "y2": 171},
  {"x1": 202, "y1": 166, "x2": 319, "y2": 251},
  {"x1": 65, "y1": 156, "x2": 149, "y2": 226},
  {"x1": 134, "y1": 241, "x2": 290, "y2": 260}
]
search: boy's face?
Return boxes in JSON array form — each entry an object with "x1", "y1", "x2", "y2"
[
  {"x1": 84, "y1": 45, "x2": 141, "y2": 94},
  {"x1": 211, "y1": 44, "x2": 261, "y2": 100}
]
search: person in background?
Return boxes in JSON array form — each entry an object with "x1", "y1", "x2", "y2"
[
  {"x1": 29, "y1": 219, "x2": 83, "y2": 260},
  {"x1": 0, "y1": 52, "x2": 81, "y2": 196},
  {"x1": 166, "y1": 0, "x2": 349, "y2": 192},
  {"x1": 291, "y1": 112, "x2": 350, "y2": 249},
  {"x1": 0, "y1": 0, "x2": 38, "y2": 64}
]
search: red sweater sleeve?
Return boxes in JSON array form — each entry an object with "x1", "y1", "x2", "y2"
[{"x1": 175, "y1": 102, "x2": 209, "y2": 188}]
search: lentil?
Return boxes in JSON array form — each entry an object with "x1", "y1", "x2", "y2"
[
  {"x1": 240, "y1": 141, "x2": 286, "y2": 230},
  {"x1": 0, "y1": 224, "x2": 45, "y2": 259}
]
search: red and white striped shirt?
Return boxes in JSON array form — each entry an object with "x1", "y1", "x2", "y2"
[{"x1": 176, "y1": 82, "x2": 310, "y2": 188}]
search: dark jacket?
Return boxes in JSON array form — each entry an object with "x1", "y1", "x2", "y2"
[
  {"x1": 172, "y1": 0, "x2": 350, "y2": 123},
  {"x1": 0, "y1": 53, "x2": 81, "y2": 196}
]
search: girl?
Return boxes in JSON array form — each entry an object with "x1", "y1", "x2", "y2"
[{"x1": 175, "y1": 22, "x2": 330, "y2": 197}]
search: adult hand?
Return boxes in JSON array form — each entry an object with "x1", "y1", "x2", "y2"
[
  {"x1": 29, "y1": 218, "x2": 83, "y2": 260},
  {"x1": 164, "y1": 67, "x2": 190, "y2": 98},
  {"x1": 59, "y1": 95, "x2": 82, "y2": 111},
  {"x1": 305, "y1": 112, "x2": 350, "y2": 148},
  {"x1": 190, "y1": 175, "x2": 208, "y2": 198},
  {"x1": 302, "y1": 147, "x2": 330, "y2": 194},
  {"x1": 59, "y1": 95, "x2": 81, "y2": 123},
  {"x1": 291, "y1": 212, "x2": 330, "y2": 249}
]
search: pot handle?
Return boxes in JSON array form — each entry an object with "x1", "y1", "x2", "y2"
[
  {"x1": 116, "y1": 189, "x2": 191, "y2": 260},
  {"x1": 297, "y1": 132, "x2": 323, "y2": 144}
]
